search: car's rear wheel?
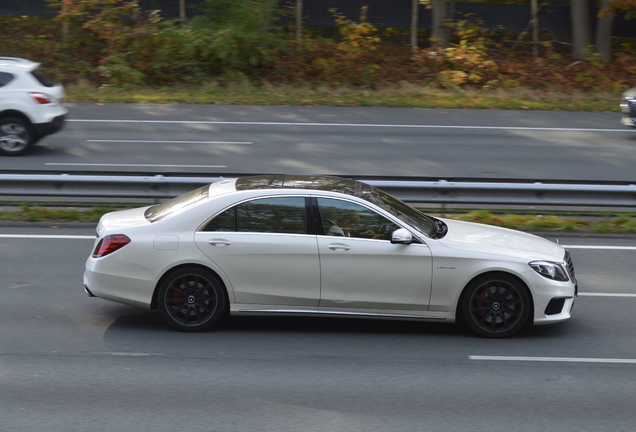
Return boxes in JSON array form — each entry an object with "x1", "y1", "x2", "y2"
[
  {"x1": 0, "y1": 117, "x2": 37, "y2": 156},
  {"x1": 158, "y1": 268, "x2": 227, "y2": 332},
  {"x1": 461, "y1": 274, "x2": 530, "y2": 338}
]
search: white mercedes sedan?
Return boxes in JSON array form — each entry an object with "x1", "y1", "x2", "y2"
[{"x1": 84, "y1": 175, "x2": 577, "y2": 338}]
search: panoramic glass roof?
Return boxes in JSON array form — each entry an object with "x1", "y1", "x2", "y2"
[{"x1": 235, "y1": 175, "x2": 369, "y2": 196}]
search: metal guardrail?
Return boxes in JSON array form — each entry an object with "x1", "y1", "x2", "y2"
[{"x1": 2, "y1": 173, "x2": 636, "y2": 208}]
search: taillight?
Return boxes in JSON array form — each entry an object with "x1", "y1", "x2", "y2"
[
  {"x1": 92, "y1": 234, "x2": 131, "y2": 258},
  {"x1": 29, "y1": 92, "x2": 52, "y2": 104}
]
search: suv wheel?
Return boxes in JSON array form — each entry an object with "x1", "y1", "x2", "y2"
[{"x1": 0, "y1": 117, "x2": 37, "y2": 156}]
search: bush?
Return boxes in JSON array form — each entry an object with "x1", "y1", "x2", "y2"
[
  {"x1": 3, "y1": 3, "x2": 636, "y2": 90},
  {"x1": 187, "y1": 0, "x2": 283, "y2": 71}
]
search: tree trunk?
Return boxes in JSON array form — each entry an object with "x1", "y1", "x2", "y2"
[
  {"x1": 531, "y1": 0, "x2": 539, "y2": 58},
  {"x1": 569, "y1": 0, "x2": 591, "y2": 61},
  {"x1": 432, "y1": 0, "x2": 450, "y2": 47},
  {"x1": 296, "y1": 0, "x2": 303, "y2": 43},
  {"x1": 595, "y1": 0, "x2": 613, "y2": 62},
  {"x1": 411, "y1": 0, "x2": 419, "y2": 51},
  {"x1": 61, "y1": 1, "x2": 69, "y2": 42},
  {"x1": 179, "y1": 0, "x2": 186, "y2": 20}
]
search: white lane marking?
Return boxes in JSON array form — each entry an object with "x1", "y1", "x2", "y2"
[
  {"x1": 0, "y1": 234, "x2": 95, "y2": 239},
  {"x1": 68, "y1": 119, "x2": 635, "y2": 132},
  {"x1": 1, "y1": 235, "x2": 633, "y2": 251},
  {"x1": 44, "y1": 163, "x2": 227, "y2": 168},
  {"x1": 2, "y1": 237, "x2": 635, "y2": 296},
  {"x1": 91, "y1": 352, "x2": 163, "y2": 357},
  {"x1": 1, "y1": 234, "x2": 632, "y2": 252},
  {"x1": 562, "y1": 245, "x2": 636, "y2": 250},
  {"x1": 87, "y1": 139, "x2": 252, "y2": 144},
  {"x1": 469, "y1": 355, "x2": 636, "y2": 364}
]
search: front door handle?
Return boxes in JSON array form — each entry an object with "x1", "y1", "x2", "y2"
[
  {"x1": 328, "y1": 243, "x2": 351, "y2": 251},
  {"x1": 209, "y1": 239, "x2": 231, "y2": 246}
]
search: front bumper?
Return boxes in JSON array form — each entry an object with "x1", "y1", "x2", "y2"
[
  {"x1": 84, "y1": 283, "x2": 97, "y2": 297},
  {"x1": 620, "y1": 98, "x2": 636, "y2": 127}
]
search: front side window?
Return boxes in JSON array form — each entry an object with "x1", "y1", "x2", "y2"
[
  {"x1": 317, "y1": 198, "x2": 399, "y2": 240},
  {"x1": 359, "y1": 187, "x2": 438, "y2": 238},
  {"x1": 203, "y1": 197, "x2": 307, "y2": 234}
]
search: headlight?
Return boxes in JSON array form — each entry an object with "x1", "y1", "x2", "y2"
[{"x1": 529, "y1": 261, "x2": 569, "y2": 282}]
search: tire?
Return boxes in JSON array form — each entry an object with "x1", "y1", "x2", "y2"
[
  {"x1": 461, "y1": 274, "x2": 531, "y2": 338},
  {"x1": 158, "y1": 268, "x2": 227, "y2": 332},
  {"x1": 0, "y1": 117, "x2": 37, "y2": 156}
]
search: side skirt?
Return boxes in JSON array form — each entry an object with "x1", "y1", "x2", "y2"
[{"x1": 230, "y1": 304, "x2": 452, "y2": 322}]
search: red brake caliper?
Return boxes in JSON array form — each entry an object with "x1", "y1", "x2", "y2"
[
  {"x1": 170, "y1": 290, "x2": 182, "y2": 308},
  {"x1": 476, "y1": 290, "x2": 486, "y2": 318}
]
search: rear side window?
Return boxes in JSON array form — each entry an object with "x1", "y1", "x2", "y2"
[
  {"x1": 30, "y1": 67, "x2": 55, "y2": 87},
  {"x1": 0, "y1": 72, "x2": 14, "y2": 87},
  {"x1": 203, "y1": 197, "x2": 307, "y2": 234}
]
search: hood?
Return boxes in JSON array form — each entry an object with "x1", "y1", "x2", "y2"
[
  {"x1": 97, "y1": 206, "x2": 151, "y2": 236},
  {"x1": 437, "y1": 218, "x2": 564, "y2": 261}
]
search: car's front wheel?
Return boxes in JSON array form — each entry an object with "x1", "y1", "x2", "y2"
[
  {"x1": 0, "y1": 117, "x2": 37, "y2": 156},
  {"x1": 158, "y1": 268, "x2": 227, "y2": 332},
  {"x1": 461, "y1": 274, "x2": 531, "y2": 338}
]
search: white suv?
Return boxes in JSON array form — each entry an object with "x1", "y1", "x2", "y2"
[{"x1": 0, "y1": 57, "x2": 68, "y2": 156}]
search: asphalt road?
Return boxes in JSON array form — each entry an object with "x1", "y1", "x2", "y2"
[
  {"x1": 3, "y1": 104, "x2": 636, "y2": 430},
  {"x1": 1, "y1": 225, "x2": 636, "y2": 431},
  {"x1": 9, "y1": 103, "x2": 636, "y2": 181}
]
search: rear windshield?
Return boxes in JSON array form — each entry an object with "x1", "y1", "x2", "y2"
[
  {"x1": 30, "y1": 67, "x2": 55, "y2": 87},
  {"x1": 144, "y1": 185, "x2": 210, "y2": 222}
]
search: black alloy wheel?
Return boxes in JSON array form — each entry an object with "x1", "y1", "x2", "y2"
[
  {"x1": 158, "y1": 268, "x2": 226, "y2": 332},
  {"x1": 461, "y1": 274, "x2": 530, "y2": 338},
  {"x1": 0, "y1": 117, "x2": 36, "y2": 156}
]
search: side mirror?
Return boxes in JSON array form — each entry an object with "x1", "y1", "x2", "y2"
[{"x1": 391, "y1": 228, "x2": 413, "y2": 244}]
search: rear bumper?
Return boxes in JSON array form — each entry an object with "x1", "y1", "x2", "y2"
[
  {"x1": 33, "y1": 114, "x2": 66, "y2": 137},
  {"x1": 83, "y1": 261, "x2": 156, "y2": 309}
]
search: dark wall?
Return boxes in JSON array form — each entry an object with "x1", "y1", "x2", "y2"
[
  {"x1": 2, "y1": 0, "x2": 634, "y2": 37},
  {"x1": 1, "y1": 0, "x2": 52, "y2": 16}
]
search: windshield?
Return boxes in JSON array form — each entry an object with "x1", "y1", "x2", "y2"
[
  {"x1": 359, "y1": 186, "x2": 439, "y2": 238},
  {"x1": 144, "y1": 185, "x2": 210, "y2": 222}
]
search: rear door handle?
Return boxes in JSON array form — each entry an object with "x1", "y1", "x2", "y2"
[
  {"x1": 328, "y1": 243, "x2": 351, "y2": 251},
  {"x1": 209, "y1": 239, "x2": 231, "y2": 246}
]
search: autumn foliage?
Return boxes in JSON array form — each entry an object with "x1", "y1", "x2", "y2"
[{"x1": 0, "y1": 1, "x2": 635, "y2": 91}]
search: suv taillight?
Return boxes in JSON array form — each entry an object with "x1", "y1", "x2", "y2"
[
  {"x1": 92, "y1": 234, "x2": 131, "y2": 258},
  {"x1": 29, "y1": 92, "x2": 52, "y2": 104}
]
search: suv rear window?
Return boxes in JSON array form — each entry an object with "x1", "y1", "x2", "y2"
[
  {"x1": 0, "y1": 72, "x2": 14, "y2": 87},
  {"x1": 30, "y1": 67, "x2": 55, "y2": 87}
]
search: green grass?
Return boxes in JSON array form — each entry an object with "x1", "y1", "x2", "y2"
[
  {"x1": 0, "y1": 204, "x2": 129, "y2": 223},
  {"x1": 65, "y1": 83, "x2": 622, "y2": 112},
  {"x1": 3, "y1": 205, "x2": 636, "y2": 234}
]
